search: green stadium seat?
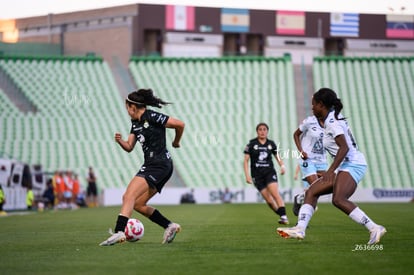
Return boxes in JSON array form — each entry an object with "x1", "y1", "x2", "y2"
[
  {"x1": 0, "y1": 56, "x2": 140, "y2": 190},
  {"x1": 129, "y1": 57, "x2": 297, "y2": 189}
]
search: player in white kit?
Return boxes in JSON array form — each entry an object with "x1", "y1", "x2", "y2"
[
  {"x1": 292, "y1": 115, "x2": 328, "y2": 216},
  {"x1": 277, "y1": 88, "x2": 386, "y2": 245}
]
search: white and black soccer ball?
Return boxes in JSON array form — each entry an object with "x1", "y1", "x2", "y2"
[{"x1": 124, "y1": 218, "x2": 145, "y2": 242}]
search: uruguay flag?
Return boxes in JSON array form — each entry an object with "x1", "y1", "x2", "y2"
[{"x1": 330, "y1": 13, "x2": 359, "y2": 37}]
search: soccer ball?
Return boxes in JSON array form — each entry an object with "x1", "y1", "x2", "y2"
[{"x1": 124, "y1": 218, "x2": 145, "y2": 242}]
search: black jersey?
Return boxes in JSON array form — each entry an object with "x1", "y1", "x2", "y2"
[
  {"x1": 130, "y1": 109, "x2": 171, "y2": 162},
  {"x1": 244, "y1": 138, "x2": 278, "y2": 175}
]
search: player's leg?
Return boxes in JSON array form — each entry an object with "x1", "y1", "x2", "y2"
[
  {"x1": 277, "y1": 178, "x2": 333, "y2": 239},
  {"x1": 100, "y1": 176, "x2": 149, "y2": 246},
  {"x1": 331, "y1": 171, "x2": 358, "y2": 214},
  {"x1": 266, "y1": 182, "x2": 289, "y2": 224},
  {"x1": 293, "y1": 173, "x2": 318, "y2": 216},
  {"x1": 260, "y1": 187, "x2": 283, "y2": 220},
  {"x1": 334, "y1": 170, "x2": 386, "y2": 244}
]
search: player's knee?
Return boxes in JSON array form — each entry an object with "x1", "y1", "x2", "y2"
[
  {"x1": 331, "y1": 195, "x2": 344, "y2": 209},
  {"x1": 134, "y1": 204, "x2": 149, "y2": 216},
  {"x1": 122, "y1": 192, "x2": 135, "y2": 205}
]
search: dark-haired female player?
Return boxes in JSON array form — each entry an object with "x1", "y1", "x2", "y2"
[
  {"x1": 291, "y1": 115, "x2": 327, "y2": 216},
  {"x1": 277, "y1": 88, "x2": 386, "y2": 245},
  {"x1": 100, "y1": 89, "x2": 185, "y2": 246},
  {"x1": 244, "y1": 122, "x2": 289, "y2": 225}
]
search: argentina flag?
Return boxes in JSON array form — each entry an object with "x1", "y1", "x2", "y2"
[
  {"x1": 330, "y1": 13, "x2": 359, "y2": 37},
  {"x1": 221, "y1": 8, "x2": 249, "y2": 33}
]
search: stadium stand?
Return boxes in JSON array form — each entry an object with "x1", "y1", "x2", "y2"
[
  {"x1": 313, "y1": 56, "x2": 414, "y2": 189},
  {"x1": 0, "y1": 56, "x2": 142, "y2": 189},
  {"x1": 129, "y1": 56, "x2": 298, "y2": 188}
]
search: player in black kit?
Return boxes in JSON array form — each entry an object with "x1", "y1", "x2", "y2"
[
  {"x1": 100, "y1": 89, "x2": 185, "y2": 246},
  {"x1": 243, "y1": 123, "x2": 289, "y2": 224}
]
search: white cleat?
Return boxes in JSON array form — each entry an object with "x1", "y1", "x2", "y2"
[
  {"x1": 277, "y1": 226, "x2": 305, "y2": 240},
  {"x1": 162, "y1": 223, "x2": 181, "y2": 244},
  {"x1": 99, "y1": 229, "x2": 126, "y2": 246},
  {"x1": 368, "y1": 225, "x2": 386, "y2": 245}
]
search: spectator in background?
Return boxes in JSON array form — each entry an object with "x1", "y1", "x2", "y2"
[
  {"x1": 86, "y1": 167, "x2": 98, "y2": 207},
  {"x1": 180, "y1": 189, "x2": 196, "y2": 204},
  {"x1": 53, "y1": 171, "x2": 64, "y2": 209},
  {"x1": 63, "y1": 171, "x2": 73, "y2": 209},
  {"x1": 71, "y1": 174, "x2": 80, "y2": 209},
  {"x1": 42, "y1": 179, "x2": 55, "y2": 210},
  {"x1": 26, "y1": 186, "x2": 34, "y2": 210},
  {"x1": 0, "y1": 185, "x2": 6, "y2": 216}
]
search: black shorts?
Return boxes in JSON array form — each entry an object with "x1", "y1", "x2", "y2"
[
  {"x1": 252, "y1": 169, "x2": 278, "y2": 191},
  {"x1": 87, "y1": 182, "x2": 97, "y2": 196},
  {"x1": 136, "y1": 159, "x2": 173, "y2": 193}
]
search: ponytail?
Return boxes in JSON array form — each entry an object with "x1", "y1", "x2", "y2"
[
  {"x1": 126, "y1": 89, "x2": 170, "y2": 108},
  {"x1": 313, "y1": 88, "x2": 345, "y2": 120},
  {"x1": 333, "y1": 98, "x2": 343, "y2": 120}
]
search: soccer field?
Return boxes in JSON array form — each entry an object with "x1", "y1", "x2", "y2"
[{"x1": 0, "y1": 203, "x2": 413, "y2": 275}]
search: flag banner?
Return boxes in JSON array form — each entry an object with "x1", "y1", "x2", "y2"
[
  {"x1": 221, "y1": 8, "x2": 249, "y2": 33},
  {"x1": 330, "y1": 13, "x2": 359, "y2": 37},
  {"x1": 386, "y1": 14, "x2": 414, "y2": 38},
  {"x1": 276, "y1": 11, "x2": 305, "y2": 35},
  {"x1": 166, "y1": 5, "x2": 195, "y2": 31}
]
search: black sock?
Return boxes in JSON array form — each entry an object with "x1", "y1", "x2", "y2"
[
  {"x1": 276, "y1": 207, "x2": 286, "y2": 217},
  {"x1": 114, "y1": 215, "x2": 129, "y2": 232},
  {"x1": 149, "y1": 209, "x2": 171, "y2": 229}
]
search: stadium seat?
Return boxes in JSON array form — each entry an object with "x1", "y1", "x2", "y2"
[
  {"x1": 129, "y1": 57, "x2": 298, "y2": 188},
  {"x1": 0, "y1": 56, "x2": 141, "y2": 190}
]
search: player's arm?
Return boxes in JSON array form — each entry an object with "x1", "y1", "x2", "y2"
[
  {"x1": 243, "y1": 154, "x2": 252, "y2": 184},
  {"x1": 166, "y1": 117, "x2": 185, "y2": 148},
  {"x1": 115, "y1": 133, "x2": 137, "y2": 152},
  {"x1": 274, "y1": 152, "x2": 286, "y2": 175},
  {"x1": 294, "y1": 164, "x2": 300, "y2": 180},
  {"x1": 293, "y1": 128, "x2": 307, "y2": 159},
  {"x1": 323, "y1": 134, "x2": 349, "y2": 184}
]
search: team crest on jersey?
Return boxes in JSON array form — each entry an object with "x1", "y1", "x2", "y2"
[
  {"x1": 259, "y1": 151, "x2": 268, "y2": 160},
  {"x1": 137, "y1": 134, "x2": 145, "y2": 144},
  {"x1": 253, "y1": 145, "x2": 259, "y2": 150},
  {"x1": 143, "y1": 120, "x2": 149, "y2": 128},
  {"x1": 268, "y1": 145, "x2": 272, "y2": 150}
]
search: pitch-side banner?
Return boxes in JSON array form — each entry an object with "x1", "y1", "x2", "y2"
[{"x1": 102, "y1": 187, "x2": 414, "y2": 206}]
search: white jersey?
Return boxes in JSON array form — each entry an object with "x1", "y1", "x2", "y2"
[
  {"x1": 323, "y1": 111, "x2": 366, "y2": 165},
  {"x1": 298, "y1": 116, "x2": 327, "y2": 164}
]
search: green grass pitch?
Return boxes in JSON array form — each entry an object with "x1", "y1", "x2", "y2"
[{"x1": 0, "y1": 203, "x2": 413, "y2": 274}]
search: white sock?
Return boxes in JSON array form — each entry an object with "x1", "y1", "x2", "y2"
[
  {"x1": 297, "y1": 204, "x2": 314, "y2": 230},
  {"x1": 349, "y1": 207, "x2": 378, "y2": 231}
]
